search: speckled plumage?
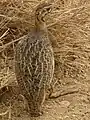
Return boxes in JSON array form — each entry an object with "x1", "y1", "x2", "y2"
[{"x1": 15, "y1": 2, "x2": 54, "y2": 117}]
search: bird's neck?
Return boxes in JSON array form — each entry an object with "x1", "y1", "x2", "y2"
[{"x1": 35, "y1": 18, "x2": 48, "y2": 33}]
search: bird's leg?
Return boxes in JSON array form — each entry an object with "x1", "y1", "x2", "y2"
[
  {"x1": 20, "y1": 94, "x2": 29, "y2": 111},
  {"x1": 48, "y1": 78, "x2": 58, "y2": 98}
]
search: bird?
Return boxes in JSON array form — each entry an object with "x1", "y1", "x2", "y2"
[{"x1": 15, "y1": 2, "x2": 54, "y2": 117}]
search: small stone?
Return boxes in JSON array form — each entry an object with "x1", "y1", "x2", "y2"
[{"x1": 60, "y1": 101, "x2": 70, "y2": 108}]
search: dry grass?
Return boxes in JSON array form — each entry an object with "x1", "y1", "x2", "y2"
[{"x1": 0, "y1": 0, "x2": 90, "y2": 95}]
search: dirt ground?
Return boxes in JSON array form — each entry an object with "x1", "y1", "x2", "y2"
[{"x1": 0, "y1": 0, "x2": 90, "y2": 120}]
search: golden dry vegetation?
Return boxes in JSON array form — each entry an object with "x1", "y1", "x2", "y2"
[{"x1": 0, "y1": 0, "x2": 90, "y2": 120}]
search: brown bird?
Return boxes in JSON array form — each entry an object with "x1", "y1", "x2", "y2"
[{"x1": 15, "y1": 2, "x2": 54, "y2": 117}]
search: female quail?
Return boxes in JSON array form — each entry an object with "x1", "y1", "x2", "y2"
[{"x1": 15, "y1": 2, "x2": 54, "y2": 117}]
